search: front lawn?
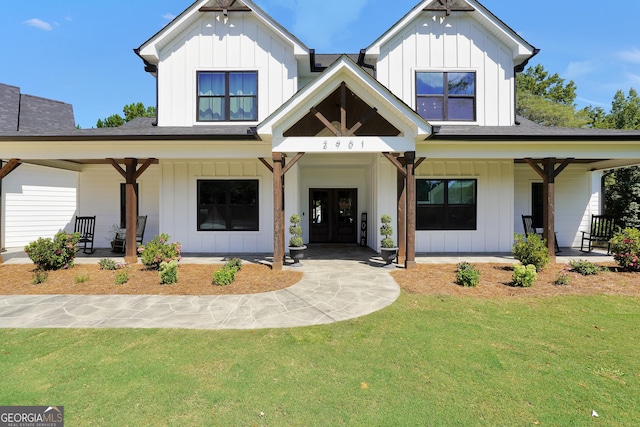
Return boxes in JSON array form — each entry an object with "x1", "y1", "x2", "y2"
[{"x1": 2, "y1": 292, "x2": 639, "y2": 425}]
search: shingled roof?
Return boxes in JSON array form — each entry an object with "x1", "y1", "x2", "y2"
[{"x1": 0, "y1": 83, "x2": 76, "y2": 132}]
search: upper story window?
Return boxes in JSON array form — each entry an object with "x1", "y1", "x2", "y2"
[
  {"x1": 416, "y1": 72, "x2": 475, "y2": 121},
  {"x1": 197, "y1": 71, "x2": 258, "y2": 122}
]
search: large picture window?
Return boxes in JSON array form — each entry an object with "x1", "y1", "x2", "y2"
[
  {"x1": 197, "y1": 71, "x2": 257, "y2": 122},
  {"x1": 416, "y1": 72, "x2": 476, "y2": 121},
  {"x1": 197, "y1": 180, "x2": 259, "y2": 231},
  {"x1": 416, "y1": 179, "x2": 477, "y2": 230}
]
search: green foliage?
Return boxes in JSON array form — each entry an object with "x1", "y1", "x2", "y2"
[
  {"x1": 569, "y1": 259, "x2": 604, "y2": 275},
  {"x1": 96, "y1": 102, "x2": 156, "y2": 128},
  {"x1": 212, "y1": 258, "x2": 243, "y2": 286},
  {"x1": 610, "y1": 227, "x2": 640, "y2": 271},
  {"x1": 516, "y1": 64, "x2": 577, "y2": 106},
  {"x1": 604, "y1": 166, "x2": 640, "y2": 228},
  {"x1": 31, "y1": 271, "x2": 48, "y2": 284},
  {"x1": 609, "y1": 88, "x2": 640, "y2": 130},
  {"x1": 24, "y1": 231, "x2": 81, "y2": 271},
  {"x1": 99, "y1": 258, "x2": 117, "y2": 270},
  {"x1": 511, "y1": 264, "x2": 537, "y2": 287},
  {"x1": 138, "y1": 233, "x2": 182, "y2": 270},
  {"x1": 159, "y1": 260, "x2": 179, "y2": 285},
  {"x1": 115, "y1": 269, "x2": 129, "y2": 285},
  {"x1": 455, "y1": 262, "x2": 480, "y2": 287},
  {"x1": 75, "y1": 274, "x2": 90, "y2": 284},
  {"x1": 288, "y1": 214, "x2": 304, "y2": 247},
  {"x1": 512, "y1": 233, "x2": 549, "y2": 272},
  {"x1": 380, "y1": 214, "x2": 395, "y2": 248},
  {"x1": 554, "y1": 271, "x2": 571, "y2": 286}
]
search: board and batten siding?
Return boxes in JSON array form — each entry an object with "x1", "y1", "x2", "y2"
[
  {"x1": 413, "y1": 160, "x2": 514, "y2": 253},
  {"x1": 160, "y1": 160, "x2": 273, "y2": 253},
  {"x1": 157, "y1": 12, "x2": 298, "y2": 127},
  {"x1": 77, "y1": 165, "x2": 160, "y2": 248},
  {"x1": 376, "y1": 13, "x2": 514, "y2": 126},
  {"x1": 3, "y1": 164, "x2": 77, "y2": 248},
  {"x1": 514, "y1": 164, "x2": 599, "y2": 248}
]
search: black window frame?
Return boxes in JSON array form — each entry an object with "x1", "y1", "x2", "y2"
[
  {"x1": 416, "y1": 179, "x2": 478, "y2": 230},
  {"x1": 197, "y1": 179, "x2": 259, "y2": 232},
  {"x1": 196, "y1": 71, "x2": 258, "y2": 122},
  {"x1": 415, "y1": 71, "x2": 476, "y2": 121}
]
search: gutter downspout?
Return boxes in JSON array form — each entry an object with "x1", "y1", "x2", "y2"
[
  {"x1": 133, "y1": 48, "x2": 159, "y2": 126},
  {"x1": 514, "y1": 48, "x2": 541, "y2": 125}
]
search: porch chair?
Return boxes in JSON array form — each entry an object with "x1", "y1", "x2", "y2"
[
  {"x1": 111, "y1": 215, "x2": 147, "y2": 253},
  {"x1": 521, "y1": 215, "x2": 560, "y2": 253},
  {"x1": 74, "y1": 215, "x2": 96, "y2": 254},
  {"x1": 580, "y1": 214, "x2": 616, "y2": 254}
]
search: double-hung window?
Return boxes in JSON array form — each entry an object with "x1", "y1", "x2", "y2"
[
  {"x1": 197, "y1": 180, "x2": 259, "y2": 231},
  {"x1": 197, "y1": 71, "x2": 257, "y2": 122},
  {"x1": 416, "y1": 179, "x2": 477, "y2": 230},
  {"x1": 416, "y1": 72, "x2": 476, "y2": 121}
]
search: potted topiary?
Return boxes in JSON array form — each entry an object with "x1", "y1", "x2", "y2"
[
  {"x1": 288, "y1": 214, "x2": 306, "y2": 267},
  {"x1": 380, "y1": 214, "x2": 398, "y2": 267}
]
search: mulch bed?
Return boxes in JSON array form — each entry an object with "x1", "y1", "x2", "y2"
[
  {"x1": 0, "y1": 263, "x2": 302, "y2": 296},
  {"x1": 391, "y1": 262, "x2": 640, "y2": 297}
]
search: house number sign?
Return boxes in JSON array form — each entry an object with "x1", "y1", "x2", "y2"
[{"x1": 322, "y1": 139, "x2": 365, "y2": 151}]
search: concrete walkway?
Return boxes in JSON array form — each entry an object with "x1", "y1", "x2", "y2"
[{"x1": 0, "y1": 246, "x2": 401, "y2": 330}]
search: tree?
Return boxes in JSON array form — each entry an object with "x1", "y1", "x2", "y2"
[
  {"x1": 96, "y1": 102, "x2": 156, "y2": 128},
  {"x1": 516, "y1": 64, "x2": 586, "y2": 127}
]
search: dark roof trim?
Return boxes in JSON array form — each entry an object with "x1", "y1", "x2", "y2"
[
  {"x1": 0, "y1": 133, "x2": 261, "y2": 142},
  {"x1": 309, "y1": 49, "x2": 326, "y2": 72},
  {"x1": 429, "y1": 133, "x2": 640, "y2": 142},
  {"x1": 133, "y1": 48, "x2": 158, "y2": 73}
]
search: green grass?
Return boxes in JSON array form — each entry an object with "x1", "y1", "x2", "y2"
[{"x1": 1, "y1": 293, "x2": 639, "y2": 426}]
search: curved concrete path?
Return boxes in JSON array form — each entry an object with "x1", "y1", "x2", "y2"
[{"x1": 0, "y1": 252, "x2": 400, "y2": 330}]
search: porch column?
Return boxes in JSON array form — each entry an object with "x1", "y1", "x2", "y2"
[
  {"x1": 124, "y1": 158, "x2": 139, "y2": 264},
  {"x1": 405, "y1": 151, "x2": 416, "y2": 269},
  {"x1": 0, "y1": 159, "x2": 21, "y2": 262},
  {"x1": 524, "y1": 158, "x2": 573, "y2": 262},
  {"x1": 397, "y1": 157, "x2": 407, "y2": 265},
  {"x1": 272, "y1": 153, "x2": 285, "y2": 271}
]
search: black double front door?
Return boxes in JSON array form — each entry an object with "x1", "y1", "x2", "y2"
[{"x1": 309, "y1": 189, "x2": 357, "y2": 243}]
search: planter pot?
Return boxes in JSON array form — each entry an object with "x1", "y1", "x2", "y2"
[
  {"x1": 380, "y1": 247, "x2": 398, "y2": 267},
  {"x1": 288, "y1": 245, "x2": 307, "y2": 267}
]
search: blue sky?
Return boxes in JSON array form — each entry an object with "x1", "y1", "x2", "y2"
[{"x1": 1, "y1": 0, "x2": 639, "y2": 129}]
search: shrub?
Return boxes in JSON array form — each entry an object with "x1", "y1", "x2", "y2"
[
  {"x1": 512, "y1": 264, "x2": 537, "y2": 287},
  {"x1": 455, "y1": 262, "x2": 480, "y2": 287},
  {"x1": 289, "y1": 214, "x2": 304, "y2": 247},
  {"x1": 569, "y1": 259, "x2": 603, "y2": 275},
  {"x1": 610, "y1": 227, "x2": 640, "y2": 271},
  {"x1": 554, "y1": 271, "x2": 571, "y2": 286},
  {"x1": 24, "y1": 231, "x2": 81, "y2": 271},
  {"x1": 212, "y1": 258, "x2": 243, "y2": 286},
  {"x1": 137, "y1": 233, "x2": 182, "y2": 270},
  {"x1": 159, "y1": 260, "x2": 179, "y2": 285},
  {"x1": 32, "y1": 271, "x2": 48, "y2": 284},
  {"x1": 75, "y1": 274, "x2": 90, "y2": 284},
  {"x1": 99, "y1": 258, "x2": 117, "y2": 270},
  {"x1": 115, "y1": 269, "x2": 129, "y2": 285},
  {"x1": 380, "y1": 214, "x2": 395, "y2": 248},
  {"x1": 512, "y1": 233, "x2": 549, "y2": 272}
]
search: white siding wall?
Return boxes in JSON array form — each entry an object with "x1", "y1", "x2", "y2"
[
  {"x1": 157, "y1": 13, "x2": 298, "y2": 126},
  {"x1": 413, "y1": 160, "x2": 514, "y2": 252},
  {"x1": 513, "y1": 164, "x2": 597, "y2": 248},
  {"x1": 160, "y1": 160, "x2": 272, "y2": 253},
  {"x1": 77, "y1": 165, "x2": 160, "y2": 248},
  {"x1": 376, "y1": 13, "x2": 514, "y2": 126},
  {"x1": 3, "y1": 164, "x2": 78, "y2": 248}
]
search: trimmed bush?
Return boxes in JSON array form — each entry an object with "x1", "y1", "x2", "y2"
[
  {"x1": 455, "y1": 262, "x2": 480, "y2": 287},
  {"x1": 512, "y1": 233, "x2": 549, "y2": 272},
  {"x1": 137, "y1": 233, "x2": 182, "y2": 270},
  {"x1": 569, "y1": 259, "x2": 604, "y2": 275},
  {"x1": 212, "y1": 258, "x2": 243, "y2": 286},
  {"x1": 99, "y1": 258, "x2": 117, "y2": 270},
  {"x1": 512, "y1": 264, "x2": 537, "y2": 287},
  {"x1": 159, "y1": 260, "x2": 179, "y2": 285},
  {"x1": 380, "y1": 214, "x2": 395, "y2": 248},
  {"x1": 610, "y1": 227, "x2": 640, "y2": 271},
  {"x1": 24, "y1": 231, "x2": 81, "y2": 271},
  {"x1": 289, "y1": 214, "x2": 304, "y2": 247}
]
